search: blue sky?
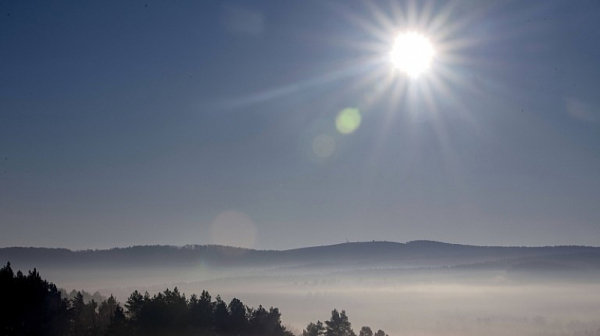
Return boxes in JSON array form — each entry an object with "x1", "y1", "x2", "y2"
[{"x1": 1, "y1": 0, "x2": 600, "y2": 249}]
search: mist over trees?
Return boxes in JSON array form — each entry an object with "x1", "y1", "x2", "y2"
[
  {"x1": 1, "y1": 262, "x2": 387, "y2": 336},
  {"x1": 60, "y1": 289, "x2": 105, "y2": 304},
  {"x1": 302, "y1": 310, "x2": 387, "y2": 336}
]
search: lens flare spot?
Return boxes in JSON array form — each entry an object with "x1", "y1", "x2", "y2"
[
  {"x1": 336, "y1": 108, "x2": 362, "y2": 134},
  {"x1": 312, "y1": 134, "x2": 336, "y2": 158},
  {"x1": 210, "y1": 210, "x2": 257, "y2": 249}
]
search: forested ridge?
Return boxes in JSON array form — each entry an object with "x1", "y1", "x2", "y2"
[
  {"x1": 0, "y1": 262, "x2": 386, "y2": 336},
  {"x1": 3, "y1": 242, "x2": 599, "y2": 273}
]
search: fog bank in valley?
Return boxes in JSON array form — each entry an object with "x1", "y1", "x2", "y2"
[{"x1": 3, "y1": 241, "x2": 600, "y2": 336}]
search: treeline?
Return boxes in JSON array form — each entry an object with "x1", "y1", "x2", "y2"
[
  {"x1": 302, "y1": 310, "x2": 388, "y2": 336},
  {"x1": 0, "y1": 262, "x2": 387, "y2": 336}
]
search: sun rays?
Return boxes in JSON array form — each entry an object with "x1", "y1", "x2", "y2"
[{"x1": 211, "y1": 1, "x2": 481, "y2": 175}]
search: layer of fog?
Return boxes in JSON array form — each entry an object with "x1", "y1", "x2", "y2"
[{"x1": 42, "y1": 267, "x2": 600, "y2": 336}]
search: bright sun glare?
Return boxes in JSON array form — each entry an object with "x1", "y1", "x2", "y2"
[{"x1": 390, "y1": 32, "x2": 435, "y2": 78}]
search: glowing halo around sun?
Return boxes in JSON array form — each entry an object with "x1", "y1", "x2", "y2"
[{"x1": 390, "y1": 32, "x2": 435, "y2": 78}]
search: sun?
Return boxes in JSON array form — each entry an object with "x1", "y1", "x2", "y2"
[{"x1": 390, "y1": 32, "x2": 435, "y2": 78}]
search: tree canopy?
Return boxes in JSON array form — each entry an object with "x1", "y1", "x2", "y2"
[
  {"x1": 303, "y1": 310, "x2": 387, "y2": 336},
  {"x1": 1, "y1": 262, "x2": 389, "y2": 336}
]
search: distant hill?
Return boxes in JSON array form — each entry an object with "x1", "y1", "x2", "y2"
[{"x1": 2, "y1": 240, "x2": 599, "y2": 274}]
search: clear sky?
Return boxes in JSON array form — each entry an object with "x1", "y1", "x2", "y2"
[{"x1": 1, "y1": 0, "x2": 600, "y2": 250}]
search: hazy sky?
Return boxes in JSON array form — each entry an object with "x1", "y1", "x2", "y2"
[{"x1": 1, "y1": 0, "x2": 600, "y2": 250}]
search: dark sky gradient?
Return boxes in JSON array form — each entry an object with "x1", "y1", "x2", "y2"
[{"x1": 1, "y1": 0, "x2": 600, "y2": 249}]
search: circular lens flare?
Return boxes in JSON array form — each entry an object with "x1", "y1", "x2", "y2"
[
  {"x1": 335, "y1": 108, "x2": 362, "y2": 134},
  {"x1": 390, "y1": 32, "x2": 435, "y2": 78}
]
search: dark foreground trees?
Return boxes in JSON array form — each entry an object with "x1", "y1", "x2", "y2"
[
  {"x1": 1, "y1": 262, "x2": 387, "y2": 336},
  {"x1": 0, "y1": 262, "x2": 296, "y2": 336},
  {"x1": 0, "y1": 262, "x2": 70, "y2": 336},
  {"x1": 121, "y1": 289, "x2": 291, "y2": 336},
  {"x1": 303, "y1": 310, "x2": 387, "y2": 336},
  {"x1": 1, "y1": 262, "x2": 292, "y2": 336}
]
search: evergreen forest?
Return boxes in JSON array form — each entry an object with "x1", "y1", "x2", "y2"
[{"x1": 0, "y1": 262, "x2": 387, "y2": 336}]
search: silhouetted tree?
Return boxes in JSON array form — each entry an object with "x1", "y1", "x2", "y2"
[
  {"x1": 374, "y1": 329, "x2": 387, "y2": 336},
  {"x1": 162, "y1": 287, "x2": 188, "y2": 330},
  {"x1": 189, "y1": 290, "x2": 214, "y2": 329},
  {"x1": 0, "y1": 263, "x2": 70, "y2": 336},
  {"x1": 303, "y1": 321, "x2": 325, "y2": 336},
  {"x1": 138, "y1": 291, "x2": 169, "y2": 334},
  {"x1": 124, "y1": 290, "x2": 145, "y2": 324},
  {"x1": 359, "y1": 326, "x2": 373, "y2": 336},
  {"x1": 105, "y1": 306, "x2": 129, "y2": 336},
  {"x1": 214, "y1": 295, "x2": 230, "y2": 334},
  {"x1": 70, "y1": 293, "x2": 101, "y2": 336},
  {"x1": 249, "y1": 305, "x2": 291, "y2": 336},
  {"x1": 325, "y1": 310, "x2": 355, "y2": 336},
  {"x1": 70, "y1": 292, "x2": 86, "y2": 336},
  {"x1": 98, "y1": 295, "x2": 118, "y2": 335},
  {"x1": 228, "y1": 298, "x2": 249, "y2": 334}
]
